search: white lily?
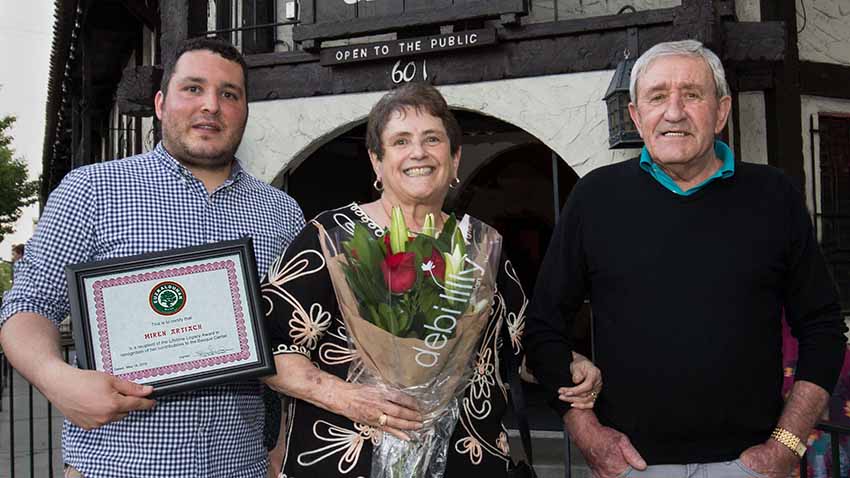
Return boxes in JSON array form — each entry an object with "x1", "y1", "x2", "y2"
[
  {"x1": 421, "y1": 213, "x2": 436, "y2": 237},
  {"x1": 443, "y1": 242, "x2": 465, "y2": 288}
]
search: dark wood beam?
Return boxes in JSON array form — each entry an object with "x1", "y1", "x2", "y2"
[
  {"x1": 726, "y1": 61, "x2": 775, "y2": 91},
  {"x1": 800, "y1": 61, "x2": 850, "y2": 100},
  {"x1": 246, "y1": 51, "x2": 319, "y2": 68},
  {"x1": 248, "y1": 23, "x2": 677, "y2": 102},
  {"x1": 497, "y1": 7, "x2": 676, "y2": 41},
  {"x1": 247, "y1": 6, "x2": 695, "y2": 71},
  {"x1": 248, "y1": 4, "x2": 785, "y2": 103},
  {"x1": 761, "y1": 0, "x2": 804, "y2": 190},
  {"x1": 675, "y1": 0, "x2": 720, "y2": 50},
  {"x1": 122, "y1": 0, "x2": 160, "y2": 30},
  {"x1": 293, "y1": 0, "x2": 525, "y2": 43},
  {"x1": 160, "y1": 0, "x2": 188, "y2": 64},
  {"x1": 722, "y1": 21, "x2": 785, "y2": 62}
]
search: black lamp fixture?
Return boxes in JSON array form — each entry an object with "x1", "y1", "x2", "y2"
[{"x1": 603, "y1": 23, "x2": 644, "y2": 149}]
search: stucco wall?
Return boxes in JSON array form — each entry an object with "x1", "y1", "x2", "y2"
[
  {"x1": 237, "y1": 71, "x2": 641, "y2": 185},
  {"x1": 736, "y1": 92, "x2": 768, "y2": 165},
  {"x1": 797, "y1": 0, "x2": 850, "y2": 66}
]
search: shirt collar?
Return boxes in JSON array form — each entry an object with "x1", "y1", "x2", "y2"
[
  {"x1": 153, "y1": 142, "x2": 245, "y2": 187},
  {"x1": 639, "y1": 140, "x2": 735, "y2": 196}
]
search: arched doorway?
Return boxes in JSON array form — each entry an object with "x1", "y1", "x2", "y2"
[{"x1": 283, "y1": 111, "x2": 592, "y2": 358}]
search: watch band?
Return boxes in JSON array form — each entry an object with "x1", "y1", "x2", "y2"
[{"x1": 771, "y1": 427, "x2": 807, "y2": 458}]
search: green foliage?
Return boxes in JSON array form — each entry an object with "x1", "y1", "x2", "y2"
[
  {"x1": 0, "y1": 115, "x2": 39, "y2": 243},
  {"x1": 0, "y1": 261, "x2": 11, "y2": 295},
  {"x1": 341, "y1": 217, "x2": 470, "y2": 340}
]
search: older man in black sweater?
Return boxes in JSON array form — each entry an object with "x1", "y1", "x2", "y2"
[{"x1": 525, "y1": 40, "x2": 848, "y2": 478}]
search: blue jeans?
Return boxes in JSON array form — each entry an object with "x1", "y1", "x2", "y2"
[{"x1": 617, "y1": 460, "x2": 767, "y2": 478}]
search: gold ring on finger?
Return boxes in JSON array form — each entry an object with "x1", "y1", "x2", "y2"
[
  {"x1": 589, "y1": 391, "x2": 598, "y2": 399},
  {"x1": 378, "y1": 413, "x2": 388, "y2": 428}
]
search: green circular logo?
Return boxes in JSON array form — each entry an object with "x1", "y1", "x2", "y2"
[{"x1": 149, "y1": 281, "x2": 186, "y2": 316}]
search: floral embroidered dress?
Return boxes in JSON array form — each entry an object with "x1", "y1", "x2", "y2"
[{"x1": 262, "y1": 203, "x2": 528, "y2": 478}]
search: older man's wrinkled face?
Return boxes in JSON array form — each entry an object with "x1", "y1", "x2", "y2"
[
  {"x1": 154, "y1": 50, "x2": 248, "y2": 170},
  {"x1": 628, "y1": 55, "x2": 731, "y2": 169}
]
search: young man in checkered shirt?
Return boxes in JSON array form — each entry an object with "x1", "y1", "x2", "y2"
[{"x1": 0, "y1": 37, "x2": 304, "y2": 477}]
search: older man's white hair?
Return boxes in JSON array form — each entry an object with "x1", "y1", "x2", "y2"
[{"x1": 629, "y1": 39, "x2": 730, "y2": 104}]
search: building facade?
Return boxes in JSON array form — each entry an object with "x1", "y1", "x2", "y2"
[{"x1": 42, "y1": 0, "x2": 850, "y2": 347}]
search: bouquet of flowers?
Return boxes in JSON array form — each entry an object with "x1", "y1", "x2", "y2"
[{"x1": 316, "y1": 206, "x2": 502, "y2": 478}]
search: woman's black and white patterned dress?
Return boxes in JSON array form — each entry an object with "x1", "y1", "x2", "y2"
[{"x1": 262, "y1": 203, "x2": 528, "y2": 478}]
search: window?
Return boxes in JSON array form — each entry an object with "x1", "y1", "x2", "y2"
[
  {"x1": 817, "y1": 114, "x2": 850, "y2": 312},
  {"x1": 106, "y1": 105, "x2": 142, "y2": 161},
  {"x1": 190, "y1": 0, "x2": 296, "y2": 54}
]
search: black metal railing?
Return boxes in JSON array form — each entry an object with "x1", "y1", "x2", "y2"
[{"x1": 1, "y1": 335, "x2": 73, "y2": 478}]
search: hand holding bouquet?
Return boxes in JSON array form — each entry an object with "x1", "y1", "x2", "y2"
[{"x1": 316, "y1": 207, "x2": 502, "y2": 478}]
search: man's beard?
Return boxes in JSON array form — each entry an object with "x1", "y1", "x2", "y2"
[{"x1": 161, "y1": 118, "x2": 245, "y2": 171}]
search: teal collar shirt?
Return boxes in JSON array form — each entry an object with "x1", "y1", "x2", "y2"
[{"x1": 639, "y1": 140, "x2": 735, "y2": 196}]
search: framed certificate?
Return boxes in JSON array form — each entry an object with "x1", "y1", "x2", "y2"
[{"x1": 65, "y1": 238, "x2": 275, "y2": 396}]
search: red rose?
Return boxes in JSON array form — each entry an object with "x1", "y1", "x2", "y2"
[
  {"x1": 381, "y1": 252, "x2": 417, "y2": 293},
  {"x1": 426, "y1": 248, "x2": 445, "y2": 281}
]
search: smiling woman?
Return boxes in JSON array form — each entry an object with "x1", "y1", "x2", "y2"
[{"x1": 261, "y1": 83, "x2": 603, "y2": 478}]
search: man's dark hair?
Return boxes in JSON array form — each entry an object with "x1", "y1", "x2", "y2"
[
  {"x1": 160, "y1": 37, "x2": 249, "y2": 98},
  {"x1": 11, "y1": 244, "x2": 24, "y2": 256},
  {"x1": 366, "y1": 83, "x2": 462, "y2": 160}
]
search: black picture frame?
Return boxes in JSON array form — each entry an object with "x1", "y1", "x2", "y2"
[{"x1": 65, "y1": 238, "x2": 275, "y2": 397}]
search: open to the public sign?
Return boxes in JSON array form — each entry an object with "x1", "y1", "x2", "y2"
[{"x1": 65, "y1": 238, "x2": 275, "y2": 397}]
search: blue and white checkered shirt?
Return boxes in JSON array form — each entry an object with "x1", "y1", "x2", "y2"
[{"x1": 0, "y1": 143, "x2": 304, "y2": 477}]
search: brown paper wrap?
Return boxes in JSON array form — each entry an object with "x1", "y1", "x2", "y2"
[{"x1": 315, "y1": 222, "x2": 498, "y2": 412}]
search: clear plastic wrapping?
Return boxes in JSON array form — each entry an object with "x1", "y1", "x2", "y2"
[{"x1": 316, "y1": 215, "x2": 502, "y2": 478}]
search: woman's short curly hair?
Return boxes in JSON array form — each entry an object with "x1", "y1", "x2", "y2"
[{"x1": 366, "y1": 83, "x2": 462, "y2": 160}]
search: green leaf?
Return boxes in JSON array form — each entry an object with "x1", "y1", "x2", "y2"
[{"x1": 435, "y1": 214, "x2": 458, "y2": 253}]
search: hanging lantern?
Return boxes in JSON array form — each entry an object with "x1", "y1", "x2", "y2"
[{"x1": 603, "y1": 55, "x2": 642, "y2": 149}]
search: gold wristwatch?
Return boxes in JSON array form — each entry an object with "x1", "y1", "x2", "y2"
[{"x1": 770, "y1": 427, "x2": 807, "y2": 458}]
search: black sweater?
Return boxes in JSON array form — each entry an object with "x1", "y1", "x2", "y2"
[{"x1": 524, "y1": 158, "x2": 848, "y2": 465}]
